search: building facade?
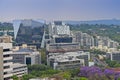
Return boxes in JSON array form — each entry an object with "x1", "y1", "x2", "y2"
[
  {"x1": 106, "y1": 52, "x2": 120, "y2": 62},
  {"x1": 11, "y1": 63, "x2": 27, "y2": 77},
  {"x1": 46, "y1": 43, "x2": 80, "y2": 53},
  {"x1": 47, "y1": 51, "x2": 90, "y2": 70},
  {"x1": 11, "y1": 48, "x2": 41, "y2": 65},
  {"x1": 13, "y1": 19, "x2": 45, "y2": 49},
  {"x1": 0, "y1": 36, "x2": 13, "y2": 80},
  {"x1": 49, "y1": 21, "x2": 70, "y2": 36}
]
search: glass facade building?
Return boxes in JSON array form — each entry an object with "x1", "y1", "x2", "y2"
[{"x1": 13, "y1": 19, "x2": 45, "y2": 49}]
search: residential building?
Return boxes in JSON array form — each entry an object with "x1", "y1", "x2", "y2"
[
  {"x1": 11, "y1": 63, "x2": 27, "y2": 77},
  {"x1": 106, "y1": 51, "x2": 120, "y2": 62},
  {"x1": 0, "y1": 35, "x2": 13, "y2": 80},
  {"x1": 74, "y1": 31, "x2": 94, "y2": 49}
]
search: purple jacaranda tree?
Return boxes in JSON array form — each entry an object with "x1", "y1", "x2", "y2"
[{"x1": 78, "y1": 66, "x2": 120, "y2": 80}]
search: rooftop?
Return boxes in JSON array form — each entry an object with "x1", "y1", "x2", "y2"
[{"x1": 16, "y1": 48, "x2": 34, "y2": 52}]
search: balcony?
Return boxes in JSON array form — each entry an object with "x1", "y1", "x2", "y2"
[
  {"x1": 3, "y1": 56, "x2": 12, "y2": 61},
  {"x1": 3, "y1": 51, "x2": 13, "y2": 55},
  {"x1": 3, "y1": 62, "x2": 13, "y2": 66},
  {"x1": 4, "y1": 73, "x2": 13, "y2": 79},
  {"x1": 0, "y1": 43, "x2": 12, "y2": 49},
  {"x1": 4, "y1": 68, "x2": 13, "y2": 72}
]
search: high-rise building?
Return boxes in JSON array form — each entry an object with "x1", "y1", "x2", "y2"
[
  {"x1": 48, "y1": 21, "x2": 73, "y2": 44},
  {"x1": 74, "y1": 31, "x2": 94, "y2": 48},
  {"x1": 49, "y1": 21, "x2": 70, "y2": 36},
  {"x1": 0, "y1": 35, "x2": 13, "y2": 80},
  {"x1": 13, "y1": 19, "x2": 45, "y2": 49}
]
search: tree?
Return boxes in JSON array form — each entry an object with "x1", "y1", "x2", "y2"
[
  {"x1": 62, "y1": 71, "x2": 71, "y2": 80},
  {"x1": 22, "y1": 74, "x2": 34, "y2": 80},
  {"x1": 114, "y1": 63, "x2": 120, "y2": 67},
  {"x1": 79, "y1": 77, "x2": 88, "y2": 80},
  {"x1": 28, "y1": 64, "x2": 60, "y2": 78},
  {"x1": 11, "y1": 75, "x2": 18, "y2": 80},
  {"x1": 40, "y1": 48, "x2": 47, "y2": 64},
  {"x1": 69, "y1": 68, "x2": 80, "y2": 77},
  {"x1": 105, "y1": 59, "x2": 120, "y2": 67}
]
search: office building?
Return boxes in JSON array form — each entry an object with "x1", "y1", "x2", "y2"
[
  {"x1": 46, "y1": 43, "x2": 80, "y2": 53},
  {"x1": 13, "y1": 19, "x2": 45, "y2": 49},
  {"x1": 47, "y1": 51, "x2": 90, "y2": 70},
  {"x1": 11, "y1": 48, "x2": 41, "y2": 65},
  {"x1": 53, "y1": 35, "x2": 73, "y2": 43},
  {"x1": 48, "y1": 21, "x2": 72, "y2": 44},
  {"x1": 49, "y1": 21, "x2": 70, "y2": 36}
]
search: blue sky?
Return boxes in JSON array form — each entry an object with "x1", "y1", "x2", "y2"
[{"x1": 0, "y1": 0, "x2": 120, "y2": 22}]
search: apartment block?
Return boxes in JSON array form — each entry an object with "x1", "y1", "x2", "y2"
[{"x1": 0, "y1": 35, "x2": 13, "y2": 80}]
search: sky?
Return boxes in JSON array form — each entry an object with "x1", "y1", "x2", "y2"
[{"x1": 0, "y1": 0, "x2": 120, "y2": 22}]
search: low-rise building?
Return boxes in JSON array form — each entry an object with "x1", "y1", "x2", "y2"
[
  {"x1": 11, "y1": 48, "x2": 41, "y2": 65},
  {"x1": 46, "y1": 43, "x2": 80, "y2": 53},
  {"x1": 106, "y1": 51, "x2": 120, "y2": 62},
  {"x1": 13, "y1": 44, "x2": 37, "y2": 51},
  {"x1": 47, "y1": 51, "x2": 90, "y2": 70},
  {"x1": 11, "y1": 63, "x2": 27, "y2": 77}
]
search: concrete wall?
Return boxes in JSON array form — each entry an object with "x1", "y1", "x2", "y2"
[{"x1": 0, "y1": 47, "x2": 3, "y2": 80}]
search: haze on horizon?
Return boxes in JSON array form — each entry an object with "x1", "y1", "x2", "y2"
[{"x1": 0, "y1": 0, "x2": 120, "y2": 22}]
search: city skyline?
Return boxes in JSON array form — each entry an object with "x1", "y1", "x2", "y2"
[{"x1": 0, "y1": 0, "x2": 120, "y2": 22}]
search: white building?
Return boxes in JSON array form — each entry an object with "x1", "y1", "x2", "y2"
[
  {"x1": 11, "y1": 48, "x2": 41, "y2": 65},
  {"x1": 0, "y1": 36, "x2": 13, "y2": 80},
  {"x1": 74, "y1": 31, "x2": 94, "y2": 48},
  {"x1": 46, "y1": 43, "x2": 80, "y2": 53},
  {"x1": 49, "y1": 21, "x2": 70, "y2": 36},
  {"x1": 106, "y1": 51, "x2": 120, "y2": 61},
  {"x1": 47, "y1": 51, "x2": 90, "y2": 70},
  {"x1": 11, "y1": 63, "x2": 27, "y2": 77}
]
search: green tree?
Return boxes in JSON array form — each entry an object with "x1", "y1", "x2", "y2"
[
  {"x1": 40, "y1": 48, "x2": 47, "y2": 64},
  {"x1": 114, "y1": 63, "x2": 120, "y2": 67},
  {"x1": 28, "y1": 64, "x2": 60, "y2": 78},
  {"x1": 11, "y1": 75, "x2": 18, "y2": 80},
  {"x1": 118, "y1": 78, "x2": 120, "y2": 80},
  {"x1": 105, "y1": 59, "x2": 119, "y2": 67},
  {"x1": 62, "y1": 71, "x2": 71, "y2": 80},
  {"x1": 22, "y1": 74, "x2": 34, "y2": 80},
  {"x1": 69, "y1": 68, "x2": 80, "y2": 77},
  {"x1": 79, "y1": 77, "x2": 88, "y2": 80}
]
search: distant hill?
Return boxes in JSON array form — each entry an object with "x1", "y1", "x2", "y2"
[{"x1": 64, "y1": 19, "x2": 120, "y2": 25}]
